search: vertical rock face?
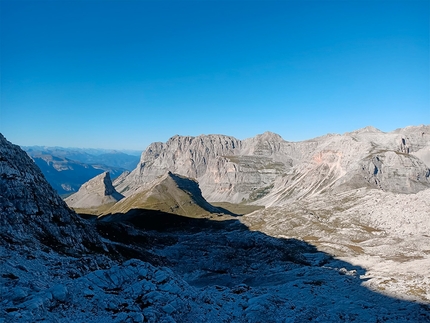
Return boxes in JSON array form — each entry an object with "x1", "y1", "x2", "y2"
[
  {"x1": 115, "y1": 134, "x2": 247, "y2": 200},
  {"x1": 115, "y1": 125, "x2": 430, "y2": 205},
  {"x1": 115, "y1": 132, "x2": 294, "y2": 203},
  {"x1": 0, "y1": 134, "x2": 100, "y2": 251},
  {"x1": 65, "y1": 172, "x2": 124, "y2": 209}
]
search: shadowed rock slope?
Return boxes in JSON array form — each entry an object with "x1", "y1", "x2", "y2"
[
  {"x1": 0, "y1": 134, "x2": 101, "y2": 252},
  {"x1": 65, "y1": 172, "x2": 124, "y2": 209}
]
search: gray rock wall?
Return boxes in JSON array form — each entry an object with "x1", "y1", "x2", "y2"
[
  {"x1": 115, "y1": 126, "x2": 430, "y2": 205},
  {"x1": 0, "y1": 134, "x2": 101, "y2": 252}
]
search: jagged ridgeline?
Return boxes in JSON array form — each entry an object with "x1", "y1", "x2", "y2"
[{"x1": 113, "y1": 126, "x2": 430, "y2": 206}]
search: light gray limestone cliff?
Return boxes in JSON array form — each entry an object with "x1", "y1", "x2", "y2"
[
  {"x1": 115, "y1": 125, "x2": 430, "y2": 205},
  {"x1": 65, "y1": 172, "x2": 124, "y2": 208}
]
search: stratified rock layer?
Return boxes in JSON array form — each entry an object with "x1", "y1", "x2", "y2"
[{"x1": 116, "y1": 126, "x2": 430, "y2": 204}]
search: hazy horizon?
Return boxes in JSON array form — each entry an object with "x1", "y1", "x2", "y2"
[{"x1": 1, "y1": 1, "x2": 428, "y2": 150}]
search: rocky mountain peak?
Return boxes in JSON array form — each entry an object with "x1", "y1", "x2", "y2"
[
  {"x1": 65, "y1": 172, "x2": 124, "y2": 209},
  {"x1": 255, "y1": 131, "x2": 284, "y2": 141},
  {"x1": 115, "y1": 125, "x2": 430, "y2": 205}
]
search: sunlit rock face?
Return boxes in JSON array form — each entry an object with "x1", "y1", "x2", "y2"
[
  {"x1": 0, "y1": 133, "x2": 100, "y2": 252},
  {"x1": 65, "y1": 172, "x2": 124, "y2": 209},
  {"x1": 115, "y1": 126, "x2": 430, "y2": 205}
]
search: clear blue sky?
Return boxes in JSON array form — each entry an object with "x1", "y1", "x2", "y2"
[{"x1": 1, "y1": 0, "x2": 429, "y2": 150}]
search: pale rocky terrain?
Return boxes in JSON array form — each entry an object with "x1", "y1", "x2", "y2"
[
  {"x1": 115, "y1": 125, "x2": 430, "y2": 204},
  {"x1": 241, "y1": 188, "x2": 430, "y2": 304},
  {"x1": 110, "y1": 124, "x2": 430, "y2": 305},
  {"x1": 65, "y1": 172, "x2": 124, "y2": 209},
  {"x1": 1, "y1": 126, "x2": 430, "y2": 323}
]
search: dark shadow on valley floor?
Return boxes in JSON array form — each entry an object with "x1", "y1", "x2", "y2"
[{"x1": 78, "y1": 208, "x2": 430, "y2": 322}]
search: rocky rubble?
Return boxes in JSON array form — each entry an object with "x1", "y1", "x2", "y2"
[
  {"x1": 241, "y1": 188, "x2": 430, "y2": 303},
  {"x1": 2, "y1": 218, "x2": 429, "y2": 323}
]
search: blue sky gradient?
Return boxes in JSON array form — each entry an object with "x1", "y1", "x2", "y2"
[{"x1": 1, "y1": 0, "x2": 429, "y2": 150}]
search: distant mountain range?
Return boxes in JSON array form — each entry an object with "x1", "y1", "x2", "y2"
[{"x1": 23, "y1": 146, "x2": 141, "y2": 196}]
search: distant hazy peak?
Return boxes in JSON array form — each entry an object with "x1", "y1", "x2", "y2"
[{"x1": 350, "y1": 125, "x2": 383, "y2": 134}]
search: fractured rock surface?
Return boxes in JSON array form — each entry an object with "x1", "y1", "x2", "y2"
[
  {"x1": 115, "y1": 125, "x2": 430, "y2": 205},
  {"x1": 65, "y1": 172, "x2": 124, "y2": 209},
  {"x1": 1, "y1": 128, "x2": 430, "y2": 323},
  {"x1": 0, "y1": 134, "x2": 100, "y2": 252}
]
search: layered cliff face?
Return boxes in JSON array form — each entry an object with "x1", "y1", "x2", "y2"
[
  {"x1": 65, "y1": 172, "x2": 124, "y2": 209},
  {"x1": 114, "y1": 132, "x2": 297, "y2": 203},
  {"x1": 259, "y1": 126, "x2": 430, "y2": 205},
  {"x1": 115, "y1": 126, "x2": 430, "y2": 205},
  {"x1": 0, "y1": 134, "x2": 101, "y2": 252}
]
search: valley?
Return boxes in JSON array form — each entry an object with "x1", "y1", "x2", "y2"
[{"x1": 1, "y1": 125, "x2": 429, "y2": 322}]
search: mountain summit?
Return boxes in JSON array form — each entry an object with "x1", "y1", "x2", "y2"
[{"x1": 65, "y1": 172, "x2": 124, "y2": 209}]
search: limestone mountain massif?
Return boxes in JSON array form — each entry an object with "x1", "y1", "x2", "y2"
[{"x1": 115, "y1": 125, "x2": 430, "y2": 205}]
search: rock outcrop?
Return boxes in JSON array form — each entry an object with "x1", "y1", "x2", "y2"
[
  {"x1": 0, "y1": 134, "x2": 101, "y2": 252},
  {"x1": 65, "y1": 172, "x2": 124, "y2": 209}
]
